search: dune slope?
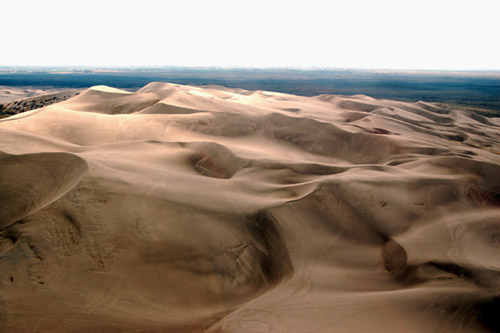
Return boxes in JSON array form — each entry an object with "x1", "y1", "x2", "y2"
[
  {"x1": 0, "y1": 82, "x2": 499, "y2": 332},
  {"x1": 0, "y1": 89, "x2": 81, "y2": 118}
]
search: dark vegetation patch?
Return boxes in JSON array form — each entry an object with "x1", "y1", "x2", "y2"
[{"x1": 0, "y1": 91, "x2": 79, "y2": 118}]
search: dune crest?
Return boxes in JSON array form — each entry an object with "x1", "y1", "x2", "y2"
[{"x1": 0, "y1": 83, "x2": 499, "y2": 332}]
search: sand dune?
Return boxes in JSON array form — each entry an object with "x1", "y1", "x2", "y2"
[
  {"x1": 0, "y1": 89, "x2": 81, "y2": 118},
  {"x1": 0, "y1": 86, "x2": 68, "y2": 104},
  {"x1": 0, "y1": 82, "x2": 499, "y2": 332}
]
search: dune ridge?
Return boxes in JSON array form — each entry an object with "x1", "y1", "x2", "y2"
[
  {"x1": 0, "y1": 82, "x2": 499, "y2": 332},
  {"x1": 0, "y1": 90, "x2": 81, "y2": 118}
]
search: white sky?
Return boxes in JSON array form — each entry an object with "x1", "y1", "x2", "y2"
[{"x1": 1, "y1": 0, "x2": 499, "y2": 70}]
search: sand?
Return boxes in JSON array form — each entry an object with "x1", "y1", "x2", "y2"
[
  {"x1": 0, "y1": 82, "x2": 499, "y2": 332},
  {"x1": 0, "y1": 86, "x2": 81, "y2": 104},
  {"x1": 0, "y1": 88, "x2": 81, "y2": 118}
]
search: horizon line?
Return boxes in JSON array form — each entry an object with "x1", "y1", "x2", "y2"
[{"x1": 1, "y1": 65, "x2": 500, "y2": 73}]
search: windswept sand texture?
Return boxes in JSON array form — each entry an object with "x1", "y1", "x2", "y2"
[{"x1": 0, "y1": 82, "x2": 499, "y2": 332}]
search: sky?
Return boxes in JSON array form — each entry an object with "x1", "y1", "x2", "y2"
[{"x1": 1, "y1": 0, "x2": 499, "y2": 70}]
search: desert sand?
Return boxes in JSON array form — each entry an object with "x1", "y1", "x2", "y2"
[
  {"x1": 0, "y1": 82, "x2": 499, "y2": 332},
  {"x1": 0, "y1": 88, "x2": 81, "y2": 118},
  {"x1": 0, "y1": 86, "x2": 80, "y2": 104}
]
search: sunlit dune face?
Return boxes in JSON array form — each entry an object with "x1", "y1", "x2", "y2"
[{"x1": 187, "y1": 89, "x2": 214, "y2": 98}]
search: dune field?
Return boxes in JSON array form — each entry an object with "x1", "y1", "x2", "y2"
[
  {"x1": 0, "y1": 88, "x2": 81, "y2": 119},
  {"x1": 0, "y1": 82, "x2": 499, "y2": 332},
  {"x1": 0, "y1": 86, "x2": 79, "y2": 104}
]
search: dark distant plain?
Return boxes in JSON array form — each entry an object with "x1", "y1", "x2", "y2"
[{"x1": 1, "y1": 67, "x2": 498, "y2": 116}]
